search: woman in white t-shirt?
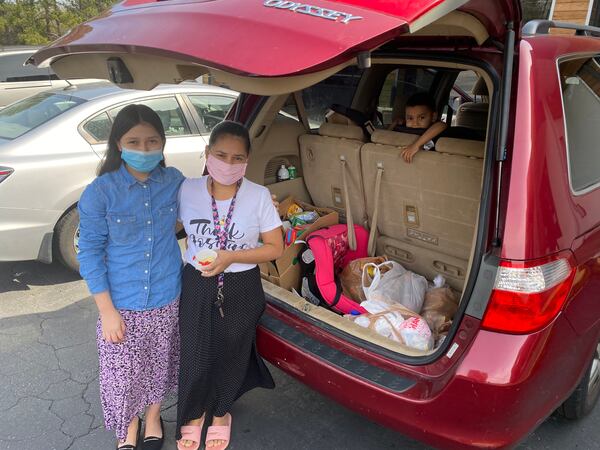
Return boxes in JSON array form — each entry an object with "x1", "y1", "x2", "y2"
[{"x1": 176, "y1": 121, "x2": 283, "y2": 450}]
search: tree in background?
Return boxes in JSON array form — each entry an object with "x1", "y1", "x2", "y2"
[{"x1": 1, "y1": 0, "x2": 115, "y2": 46}]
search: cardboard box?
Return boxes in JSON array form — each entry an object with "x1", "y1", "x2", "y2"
[
  {"x1": 259, "y1": 261, "x2": 301, "y2": 291},
  {"x1": 260, "y1": 197, "x2": 338, "y2": 291}
]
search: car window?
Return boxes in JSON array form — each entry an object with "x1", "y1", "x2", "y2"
[
  {"x1": 109, "y1": 96, "x2": 191, "y2": 136},
  {"x1": 0, "y1": 52, "x2": 56, "y2": 83},
  {"x1": 521, "y1": 0, "x2": 553, "y2": 23},
  {"x1": 450, "y1": 71, "x2": 477, "y2": 106},
  {"x1": 559, "y1": 56, "x2": 600, "y2": 192},
  {"x1": 280, "y1": 66, "x2": 363, "y2": 129},
  {"x1": 82, "y1": 112, "x2": 112, "y2": 142},
  {"x1": 187, "y1": 95, "x2": 235, "y2": 133},
  {"x1": 0, "y1": 92, "x2": 85, "y2": 140},
  {"x1": 446, "y1": 70, "x2": 479, "y2": 124},
  {"x1": 591, "y1": 1, "x2": 600, "y2": 27},
  {"x1": 378, "y1": 67, "x2": 437, "y2": 127}
]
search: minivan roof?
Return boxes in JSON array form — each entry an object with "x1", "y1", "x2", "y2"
[{"x1": 29, "y1": 0, "x2": 521, "y2": 86}]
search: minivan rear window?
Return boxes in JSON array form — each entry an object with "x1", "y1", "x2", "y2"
[
  {"x1": 0, "y1": 92, "x2": 85, "y2": 140},
  {"x1": 281, "y1": 66, "x2": 363, "y2": 128}
]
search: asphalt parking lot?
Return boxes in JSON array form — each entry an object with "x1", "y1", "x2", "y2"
[{"x1": 1, "y1": 260, "x2": 599, "y2": 450}]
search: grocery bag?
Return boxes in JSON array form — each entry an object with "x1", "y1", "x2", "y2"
[
  {"x1": 421, "y1": 287, "x2": 459, "y2": 337},
  {"x1": 340, "y1": 256, "x2": 387, "y2": 302},
  {"x1": 362, "y1": 261, "x2": 428, "y2": 313}
]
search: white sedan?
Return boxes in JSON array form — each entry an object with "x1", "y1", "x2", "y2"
[{"x1": 0, "y1": 81, "x2": 237, "y2": 270}]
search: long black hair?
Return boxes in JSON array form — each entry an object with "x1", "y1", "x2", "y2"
[{"x1": 98, "y1": 104, "x2": 166, "y2": 176}]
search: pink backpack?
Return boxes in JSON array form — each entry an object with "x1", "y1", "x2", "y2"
[{"x1": 300, "y1": 224, "x2": 369, "y2": 315}]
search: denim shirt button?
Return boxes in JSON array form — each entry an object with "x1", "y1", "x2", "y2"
[
  {"x1": 144, "y1": 286, "x2": 148, "y2": 290},
  {"x1": 145, "y1": 202, "x2": 149, "y2": 207},
  {"x1": 148, "y1": 237, "x2": 152, "y2": 241},
  {"x1": 147, "y1": 220, "x2": 151, "y2": 224}
]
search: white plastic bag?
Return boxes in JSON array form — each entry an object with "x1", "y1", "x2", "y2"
[
  {"x1": 350, "y1": 310, "x2": 406, "y2": 343},
  {"x1": 397, "y1": 271, "x2": 429, "y2": 313},
  {"x1": 360, "y1": 299, "x2": 390, "y2": 314},
  {"x1": 398, "y1": 317, "x2": 433, "y2": 351},
  {"x1": 362, "y1": 261, "x2": 428, "y2": 313},
  {"x1": 362, "y1": 261, "x2": 405, "y2": 303}
]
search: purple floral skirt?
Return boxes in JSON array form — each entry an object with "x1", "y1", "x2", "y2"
[{"x1": 96, "y1": 299, "x2": 179, "y2": 440}]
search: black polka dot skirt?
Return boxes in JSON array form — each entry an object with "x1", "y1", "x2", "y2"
[{"x1": 176, "y1": 264, "x2": 275, "y2": 438}]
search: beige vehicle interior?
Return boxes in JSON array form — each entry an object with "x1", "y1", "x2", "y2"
[
  {"x1": 242, "y1": 60, "x2": 492, "y2": 357},
  {"x1": 43, "y1": 10, "x2": 493, "y2": 357}
]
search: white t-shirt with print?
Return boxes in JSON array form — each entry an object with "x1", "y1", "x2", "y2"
[{"x1": 178, "y1": 176, "x2": 282, "y2": 273}]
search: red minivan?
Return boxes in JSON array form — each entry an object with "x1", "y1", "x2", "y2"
[{"x1": 30, "y1": 1, "x2": 600, "y2": 448}]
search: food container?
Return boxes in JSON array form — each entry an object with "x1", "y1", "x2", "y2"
[{"x1": 192, "y1": 249, "x2": 217, "y2": 271}]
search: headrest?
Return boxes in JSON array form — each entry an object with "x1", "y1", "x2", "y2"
[
  {"x1": 325, "y1": 111, "x2": 355, "y2": 126},
  {"x1": 472, "y1": 77, "x2": 489, "y2": 97},
  {"x1": 455, "y1": 102, "x2": 489, "y2": 131},
  {"x1": 318, "y1": 122, "x2": 365, "y2": 141},
  {"x1": 370, "y1": 129, "x2": 416, "y2": 147},
  {"x1": 436, "y1": 137, "x2": 485, "y2": 158}
]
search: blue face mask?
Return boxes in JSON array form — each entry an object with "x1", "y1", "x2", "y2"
[{"x1": 121, "y1": 148, "x2": 164, "y2": 173}]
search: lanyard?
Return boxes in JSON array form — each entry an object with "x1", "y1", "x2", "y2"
[{"x1": 210, "y1": 177, "x2": 242, "y2": 318}]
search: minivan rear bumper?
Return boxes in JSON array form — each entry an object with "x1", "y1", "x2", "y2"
[{"x1": 257, "y1": 302, "x2": 593, "y2": 450}]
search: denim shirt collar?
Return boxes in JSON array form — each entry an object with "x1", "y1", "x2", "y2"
[{"x1": 118, "y1": 163, "x2": 164, "y2": 188}]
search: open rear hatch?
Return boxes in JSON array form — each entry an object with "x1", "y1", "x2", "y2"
[{"x1": 29, "y1": 0, "x2": 520, "y2": 91}]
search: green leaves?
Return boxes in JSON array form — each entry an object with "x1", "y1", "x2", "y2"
[{"x1": 0, "y1": 0, "x2": 116, "y2": 46}]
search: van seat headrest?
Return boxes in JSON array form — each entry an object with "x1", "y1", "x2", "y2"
[
  {"x1": 318, "y1": 123, "x2": 365, "y2": 141},
  {"x1": 436, "y1": 137, "x2": 485, "y2": 158},
  {"x1": 370, "y1": 129, "x2": 415, "y2": 147},
  {"x1": 326, "y1": 111, "x2": 355, "y2": 125}
]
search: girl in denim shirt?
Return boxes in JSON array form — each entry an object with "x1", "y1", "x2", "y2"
[{"x1": 78, "y1": 104, "x2": 184, "y2": 450}]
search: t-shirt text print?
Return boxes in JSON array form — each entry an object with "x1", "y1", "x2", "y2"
[
  {"x1": 178, "y1": 177, "x2": 282, "y2": 273},
  {"x1": 188, "y1": 212, "x2": 248, "y2": 251}
]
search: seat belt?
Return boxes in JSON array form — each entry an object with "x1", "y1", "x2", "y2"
[
  {"x1": 340, "y1": 156, "x2": 357, "y2": 251},
  {"x1": 367, "y1": 163, "x2": 384, "y2": 257}
]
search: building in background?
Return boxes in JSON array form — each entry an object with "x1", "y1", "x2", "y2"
[{"x1": 523, "y1": 0, "x2": 600, "y2": 27}]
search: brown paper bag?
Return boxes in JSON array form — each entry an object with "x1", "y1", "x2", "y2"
[
  {"x1": 421, "y1": 287, "x2": 459, "y2": 336},
  {"x1": 340, "y1": 256, "x2": 387, "y2": 302}
]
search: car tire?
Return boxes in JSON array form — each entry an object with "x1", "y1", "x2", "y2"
[
  {"x1": 557, "y1": 340, "x2": 600, "y2": 420},
  {"x1": 54, "y1": 208, "x2": 80, "y2": 273}
]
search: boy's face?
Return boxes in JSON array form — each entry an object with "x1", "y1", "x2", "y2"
[{"x1": 405, "y1": 105, "x2": 437, "y2": 129}]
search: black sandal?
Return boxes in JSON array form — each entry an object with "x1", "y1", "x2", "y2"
[
  {"x1": 117, "y1": 416, "x2": 141, "y2": 450},
  {"x1": 141, "y1": 416, "x2": 164, "y2": 450}
]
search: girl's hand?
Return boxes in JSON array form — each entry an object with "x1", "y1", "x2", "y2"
[
  {"x1": 201, "y1": 250, "x2": 235, "y2": 277},
  {"x1": 100, "y1": 308, "x2": 126, "y2": 343},
  {"x1": 401, "y1": 143, "x2": 421, "y2": 163}
]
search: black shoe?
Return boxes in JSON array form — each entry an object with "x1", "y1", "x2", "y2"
[
  {"x1": 141, "y1": 416, "x2": 164, "y2": 450},
  {"x1": 117, "y1": 416, "x2": 141, "y2": 450}
]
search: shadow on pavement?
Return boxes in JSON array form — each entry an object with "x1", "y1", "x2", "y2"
[{"x1": 0, "y1": 260, "x2": 81, "y2": 294}]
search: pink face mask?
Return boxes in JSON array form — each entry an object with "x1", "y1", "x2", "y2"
[{"x1": 206, "y1": 153, "x2": 247, "y2": 185}]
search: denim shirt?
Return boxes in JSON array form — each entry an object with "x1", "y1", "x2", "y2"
[{"x1": 78, "y1": 163, "x2": 185, "y2": 311}]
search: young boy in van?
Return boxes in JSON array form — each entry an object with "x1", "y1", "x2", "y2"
[{"x1": 388, "y1": 92, "x2": 448, "y2": 163}]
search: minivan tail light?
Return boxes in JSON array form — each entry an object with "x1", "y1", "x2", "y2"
[
  {"x1": 481, "y1": 254, "x2": 577, "y2": 334},
  {"x1": 0, "y1": 167, "x2": 13, "y2": 184}
]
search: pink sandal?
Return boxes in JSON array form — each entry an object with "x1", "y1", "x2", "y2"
[
  {"x1": 205, "y1": 413, "x2": 232, "y2": 450},
  {"x1": 177, "y1": 417, "x2": 205, "y2": 450}
]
